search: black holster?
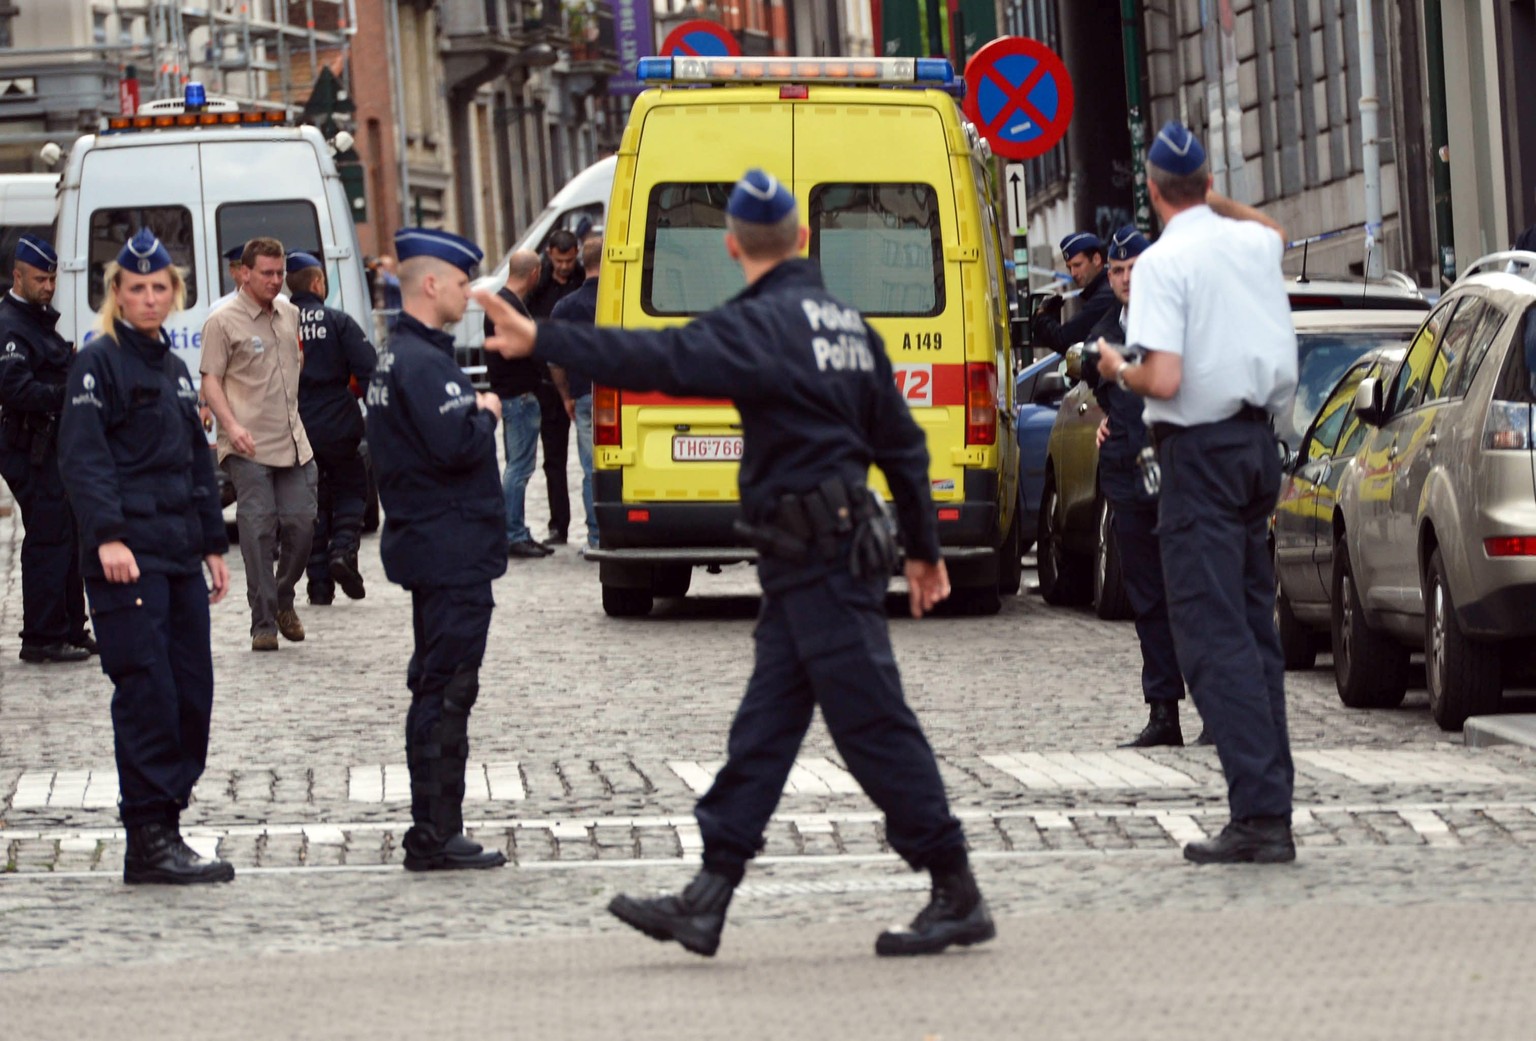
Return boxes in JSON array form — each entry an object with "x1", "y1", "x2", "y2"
[{"x1": 738, "y1": 479, "x2": 901, "y2": 579}]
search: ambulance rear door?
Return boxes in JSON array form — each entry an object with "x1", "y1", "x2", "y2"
[
  {"x1": 792, "y1": 95, "x2": 964, "y2": 504},
  {"x1": 617, "y1": 90, "x2": 792, "y2": 505}
]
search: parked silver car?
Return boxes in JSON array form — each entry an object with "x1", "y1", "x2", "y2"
[
  {"x1": 1038, "y1": 276, "x2": 1430, "y2": 617},
  {"x1": 1332, "y1": 252, "x2": 1536, "y2": 728}
]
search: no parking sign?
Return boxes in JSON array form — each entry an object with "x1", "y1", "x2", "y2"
[
  {"x1": 658, "y1": 20, "x2": 742, "y2": 58},
  {"x1": 962, "y1": 37, "x2": 1074, "y2": 161}
]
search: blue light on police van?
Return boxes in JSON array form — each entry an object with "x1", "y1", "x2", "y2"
[
  {"x1": 184, "y1": 81, "x2": 208, "y2": 109},
  {"x1": 637, "y1": 57, "x2": 674, "y2": 82},
  {"x1": 913, "y1": 59, "x2": 954, "y2": 84}
]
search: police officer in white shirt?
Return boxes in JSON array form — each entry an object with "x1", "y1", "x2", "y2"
[{"x1": 1096, "y1": 121, "x2": 1299, "y2": 866}]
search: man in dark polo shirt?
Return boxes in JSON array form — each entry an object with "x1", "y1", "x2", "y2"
[{"x1": 485, "y1": 249, "x2": 550, "y2": 558}]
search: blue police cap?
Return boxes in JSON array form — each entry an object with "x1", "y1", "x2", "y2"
[
  {"x1": 394, "y1": 227, "x2": 483, "y2": 275},
  {"x1": 1059, "y1": 232, "x2": 1103, "y2": 261},
  {"x1": 14, "y1": 233, "x2": 56, "y2": 273},
  {"x1": 1107, "y1": 225, "x2": 1151, "y2": 261},
  {"x1": 726, "y1": 169, "x2": 796, "y2": 225},
  {"x1": 1148, "y1": 120, "x2": 1207, "y2": 176},
  {"x1": 285, "y1": 251, "x2": 322, "y2": 273},
  {"x1": 223, "y1": 243, "x2": 246, "y2": 264},
  {"x1": 117, "y1": 228, "x2": 173, "y2": 276}
]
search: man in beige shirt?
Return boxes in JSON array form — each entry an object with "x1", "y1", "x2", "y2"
[{"x1": 199, "y1": 237, "x2": 317, "y2": 651}]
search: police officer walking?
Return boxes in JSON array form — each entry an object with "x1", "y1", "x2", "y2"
[
  {"x1": 1096, "y1": 123, "x2": 1298, "y2": 864},
  {"x1": 478, "y1": 169, "x2": 993, "y2": 958},
  {"x1": 285, "y1": 252, "x2": 377, "y2": 605},
  {"x1": 1034, "y1": 231, "x2": 1118, "y2": 351},
  {"x1": 365, "y1": 228, "x2": 507, "y2": 872},
  {"x1": 58, "y1": 229, "x2": 235, "y2": 884},
  {"x1": 1083, "y1": 226, "x2": 1190, "y2": 748},
  {"x1": 0, "y1": 234, "x2": 92, "y2": 662}
]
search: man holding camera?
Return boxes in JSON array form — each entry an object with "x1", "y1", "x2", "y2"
[{"x1": 0, "y1": 235, "x2": 91, "y2": 663}]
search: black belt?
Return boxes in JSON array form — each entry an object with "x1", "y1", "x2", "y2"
[{"x1": 1151, "y1": 403, "x2": 1270, "y2": 447}]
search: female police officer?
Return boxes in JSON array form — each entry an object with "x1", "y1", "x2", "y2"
[
  {"x1": 58, "y1": 228, "x2": 236, "y2": 885},
  {"x1": 477, "y1": 170, "x2": 991, "y2": 958}
]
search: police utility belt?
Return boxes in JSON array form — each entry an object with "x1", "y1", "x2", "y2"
[{"x1": 733, "y1": 477, "x2": 902, "y2": 580}]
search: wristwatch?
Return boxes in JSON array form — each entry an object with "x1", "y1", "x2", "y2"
[{"x1": 1114, "y1": 359, "x2": 1136, "y2": 391}]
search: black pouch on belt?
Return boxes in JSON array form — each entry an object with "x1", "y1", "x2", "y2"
[{"x1": 849, "y1": 489, "x2": 901, "y2": 580}]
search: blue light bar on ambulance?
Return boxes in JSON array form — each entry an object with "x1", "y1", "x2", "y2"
[{"x1": 636, "y1": 56, "x2": 954, "y2": 85}]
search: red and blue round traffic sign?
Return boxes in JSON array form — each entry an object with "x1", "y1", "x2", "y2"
[
  {"x1": 963, "y1": 37, "x2": 1074, "y2": 162},
  {"x1": 659, "y1": 20, "x2": 742, "y2": 58}
]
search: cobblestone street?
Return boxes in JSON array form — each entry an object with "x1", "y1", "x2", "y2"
[{"x1": 5, "y1": 465, "x2": 1536, "y2": 1038}]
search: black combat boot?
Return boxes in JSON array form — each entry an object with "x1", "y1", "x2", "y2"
[
  {"x1": 1120, "y1": 700, "x2": 1183, "y2": 748},
  {"x1": 1183, "y1": 816, "x2": 1295, "y2": 865},
  {"x1": 608, "y1": 870, "x2": 736, "y2": 957},
  {"x1": 402, "y1": 670, "x2": 505, "y2": 872},
  {"x1": 123, "y1": 822, "x2": 236, "y2": 885},
  {"x1": 307, "y1": 577, "x2": 335, "y2": 606},
  {"x1": 876, "y1": 854, "x2": 995, "y2": 956},
  {"x1": 329, "y1": 553, "x2": 366, "y2": 600}
]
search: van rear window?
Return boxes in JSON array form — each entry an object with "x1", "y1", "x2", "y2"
[
  {"x1": 216, "y1": 200, "x2": 324, "y2": 296},
  {"x1": 642, "y1": 183, "x2": 745, "y2": 316},
  {"x1": 809, "y1": 184, "x2": 942, "y2": 317},
  {"x1": 88, "y1": 207, "x2": 198, "y2": 309}
]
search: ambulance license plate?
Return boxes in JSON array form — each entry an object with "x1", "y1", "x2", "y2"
[{"x1": 672, "y1": 435, "x2": 744, "y2": 462}]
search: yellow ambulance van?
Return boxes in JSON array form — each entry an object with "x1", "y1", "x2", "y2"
[{"x1": 589, "y1": 56, "x2": 1020, "y2": 616}]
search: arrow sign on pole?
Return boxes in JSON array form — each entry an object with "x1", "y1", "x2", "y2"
[{"x1": 1005, "y1": 163, "x2": 1026, "y2": 237}]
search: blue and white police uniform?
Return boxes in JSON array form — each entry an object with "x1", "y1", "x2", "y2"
[
  {"x1": 0, "y1": 233, "x2": 90, "y2": 658},
  {"x1": 57, "y1": 230, "x2": 232, "y2": 862},
  {"x1": 1037, "y1": 231, "x2": 1117, "y2": 350},
  {"x1": 286, "y1": 251, "x2": 377, "y2": 601},
  {"x1": 1084, "y1": 227, "x2": 1186, "y2": 732},
  {"x1": 364, "y1": 227, "x2": 507, "y2": 870},
  {"x1": 1128, "y1": 123, "x2": 1298, "y2": 825},
  {"x1": 534, "y1": 171, "x2": 970, "y2": 892}
]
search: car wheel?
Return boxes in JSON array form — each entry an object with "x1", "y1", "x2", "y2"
[
  {"x1": 652, "y1": 565, "x2": 692, "y2": 599},
  {"x1": 1093, "y1": 498, "x2": 1132, "y2": 620},
  {"x1": 948, "y1": 583, "x2": 1002, "y2": 616},
  {"x1": 601, "y1": 584, "x2": 653, "y2": 618},
  {"x1": 1274, "y1": 547, "x2": 1318, "y2": 671},
  {"x1": 997, "y1": 507, "x2": 1023, "y2": 598},
  {"x1": 1425, "y1": 547, "x2": 1502, "y2": 730},
  {"x1": 1036, "y1": 473, "x2": 1090, "y2": 606},
  {"x1": 1330, "y1": 540, "x2": 1408, "y2": 708}
]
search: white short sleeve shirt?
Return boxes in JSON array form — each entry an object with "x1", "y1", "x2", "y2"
[{"x1": 1127, "y1": 205, "x2": 1297, "y2": 427}]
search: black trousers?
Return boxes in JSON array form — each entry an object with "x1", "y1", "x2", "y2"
[
  {"x1": 88, "y1": 571, "x2": 214, "y2": 828},
  {"x1": 1158, "y1": 418, "x2": 1291, "y2": 819},
  {"x1": 536, "y1": 381, "x2": 570, "y2": 537},
  {"x1": 0, "y1": 448, "x2": 85, "y2": 646},
  {"x1": 405, "y1": 583, "x2": 494, "y2": 825},
  {"x1": 306, "y1": 436, "x2": 369, "y2": 583},
  {"x1": 694, "y1": 568, "x2": 965, "y2": 881},
  {"x1": 1104, "y1": 476, "x2": 1185, "y2": 704}
]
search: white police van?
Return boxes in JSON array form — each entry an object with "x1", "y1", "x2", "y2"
[
  {"x1": 0, "y1": 173, "x2": 59, "y2": 295},
  {"x1": 53, "y1": 84, "x2": 372, "y2": 371}
]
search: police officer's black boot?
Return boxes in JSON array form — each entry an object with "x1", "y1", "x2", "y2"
[
  {"x1": 328, "y1": 552, "x2": 366, "y2": 600},
  {"x1": 1183, "y1": 815, "x2": 1296, "y2": 865},
  {"x1": 123, "y1": 822, "x2": 236, "y2": 885},
  {"x1": 875, "y1": 850, "x2": 995, "y2": 957},
  {"x1": 607, "y1": 870, "x2": 736, "y2": 957},
  {"x1": 1120, "y1": 699, "x2": 1183, "y2": 748},
  {"x1": 402, "y1": 670, "x2": 506, "y2": 872}
]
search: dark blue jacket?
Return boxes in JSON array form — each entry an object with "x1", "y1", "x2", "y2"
[
  {"x1": 549, "y1": 279, "x2": 597, "y2": 399},
  {"x1": 0, "y1": 293, "x2": 72, "y2": 453},
  {"x1": 1038, "y1": 268, "x2": 1117, "y2": 350},
  {"x1": 365, "y1": 312, "x2": 507, "y2": 589},
  {"x1": 535, "y1": 259, "x2": 940, "y2": 587},
  {"x1": 58, "y1": 320, "x2": 229, "y2": 578},
  {"x1": 1083, "y1": 303, "x2": 1155, "y2": 507},
  {"x1": 291, "y1": 292, "x2": 376, "y2": 446}
]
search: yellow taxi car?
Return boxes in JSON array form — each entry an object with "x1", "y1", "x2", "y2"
[{"x1": 585, "y1": 56, "x2": 1021, "y2": 616}]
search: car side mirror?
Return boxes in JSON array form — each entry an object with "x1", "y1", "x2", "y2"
[
  {"x1": 1032, "y1": 370, "x2": 1068, "y2": 404},
  {"x1": 1277, "y1": 438, "x2": 1298, "y2": 473},
  {"x1": 1354, "y1": 377, "x2": 1386, "y2": 426}
]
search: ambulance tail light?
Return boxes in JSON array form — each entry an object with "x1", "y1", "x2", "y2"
[
  {"x1": 965, "y1": 363, "x2": 998, "y2": 445},
  {"x1": 594, "y1": 385, "x2": 621, "y2": 446}
]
